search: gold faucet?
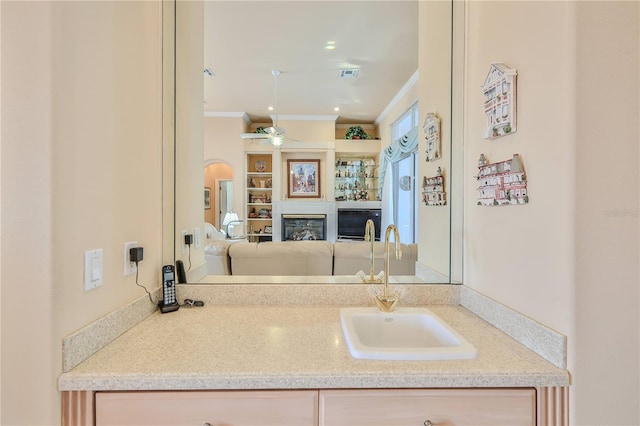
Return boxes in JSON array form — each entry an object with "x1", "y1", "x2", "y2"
[
  {"x1": 362, "y1": 219, "x2": 382, "y2": 283},
  {"x1": 374, "y1": 224, "x2": 403, "y2": 312}
]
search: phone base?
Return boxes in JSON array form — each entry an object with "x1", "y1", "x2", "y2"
[{"x1": 159, "y1": 301, "x2": 180, "y2": 313}]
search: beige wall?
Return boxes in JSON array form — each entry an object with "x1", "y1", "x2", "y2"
[
  {"x1": 276, "y1": 117, "x2": 336, "y2": 142},
  {"x1": 376, "y1": 1, "x2": 453, "y2": 279},
  {"x1": 463, "y1": 1, "x2": 639, "y2": 424},
  {"x1": 204, "y1": 115, "x2": 249, "y2": 222},
  {"x1": 464, "y1": 0, "x2": 575, "y2": 344},
  {"x1": 175, "y1": 0, "x2": 205, "y2": 274},
  {"x1": 573, "y1": 2, "x2": 639, "y2": 424},
  {"x1": 416, "y1": 0, "x2": 453, "y2": 278},
  {"x1": 1, "y1": 1, "x2": 163, "y2": 424}
]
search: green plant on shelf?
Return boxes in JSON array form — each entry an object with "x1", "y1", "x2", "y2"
[{"x1": 344, "y1": 126, "x2": 371, "y2": 140}]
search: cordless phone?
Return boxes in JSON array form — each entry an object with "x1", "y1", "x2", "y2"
[{"x1": 160, "y1": 265, "x2": 179, "y2": 313}]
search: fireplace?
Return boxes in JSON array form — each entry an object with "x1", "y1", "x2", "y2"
[{"x1": 282, "y1": 214, "x2": 327, "y2": 241}]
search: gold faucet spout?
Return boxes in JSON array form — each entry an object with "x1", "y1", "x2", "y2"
[
  {"x1": 375, "y1": 224, "x2": 402, "y2": 312},
  {"x1": 362, "y1": 219, "x2": 382, "y2": 283}
]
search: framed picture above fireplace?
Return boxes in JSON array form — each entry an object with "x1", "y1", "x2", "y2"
[{"x1": 287, "y1": 159, "x2": 321, "y2": 198}]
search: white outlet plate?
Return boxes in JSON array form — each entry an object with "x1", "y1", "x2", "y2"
[
  {"x1": 181, "y1": 230, "x2": 188, "y2": 254},
  {"x1": 195, "y1": 227, "x2": 201, "y2": 249},
  {"x1": 124, "y1": 241, "x2": 138, "y2": 276},
  {"x1": 84, "y1": 249, "x2": 103, "y2": 291}
]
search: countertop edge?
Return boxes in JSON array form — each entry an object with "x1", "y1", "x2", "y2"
[{"x1": 59, "y1": 371, "x2": 570, "y2": 392}]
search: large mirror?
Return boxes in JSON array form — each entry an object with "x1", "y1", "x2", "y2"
[{"x1": 169, "y1": 0, "x2": 462, "y2": 284}]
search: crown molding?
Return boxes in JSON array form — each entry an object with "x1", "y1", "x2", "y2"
[
  {"x1": 204, "y1": 111, "x2": 250, "y2": 123},
  {"x1": 274, "y1": 115, "x2": 339, "y2": 121},
  {"x1": 375, "y1": 69, "x2": 419, "y2": 125}
]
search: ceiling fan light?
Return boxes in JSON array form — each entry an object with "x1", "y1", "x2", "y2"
[{"x1": 271, "y1": 136, "x2": 284, "y2": 146}]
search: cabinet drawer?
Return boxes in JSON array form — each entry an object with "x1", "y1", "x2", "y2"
[
  {"x1": 95, "y1": 390, "x2": 318, "y2": 426},
  {"x1": 319, "y1": 388, "x2": 535, "y2": 426}
]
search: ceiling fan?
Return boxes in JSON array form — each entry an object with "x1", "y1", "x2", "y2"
[{"x1": 240, "y1": 70, "x2": 295, "y2": 146}]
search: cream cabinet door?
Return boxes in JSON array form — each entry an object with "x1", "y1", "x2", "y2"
[
  {"x1": 319, "y1": 388, "x2": 536, "y2": 426},
  {"x1": 95, "y1": 390, "x2": 318, "y2": 426}
]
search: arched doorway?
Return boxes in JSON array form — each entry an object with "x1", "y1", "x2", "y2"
[{"x1": 204, "y1": 160, "x2": 233, "y2": 229}]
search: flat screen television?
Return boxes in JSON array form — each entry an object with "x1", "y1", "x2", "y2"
[{"x1": 337, "y1": 208, "x2": 382, "y2": 241}]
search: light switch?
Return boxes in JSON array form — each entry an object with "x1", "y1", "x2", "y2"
[{"x1": 84, "y1": 249, "x2": 103, "y2": 292}]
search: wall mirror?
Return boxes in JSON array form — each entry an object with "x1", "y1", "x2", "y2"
[{"x1": 167, "y1": 0, "x2": 462, "y2": 285}]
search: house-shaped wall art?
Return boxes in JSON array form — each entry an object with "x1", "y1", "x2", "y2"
[
  {"x1": 482, "y1": 63, "x2": 517, "y2": 139},
  {"x1": 476, "y1": 154, "x2": 528, "y2": 205},
  {"x1": 422, "y1": 167, "x2": 446, "y2": 206},
  {"x1": 423, "y1": 113, "x2": 441, "y2": 161}
]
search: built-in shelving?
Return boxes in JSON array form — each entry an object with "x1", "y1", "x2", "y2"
[
  {"x1": 246, "y1": 153, "x2": 273, "y2": 242},
  {"x1": 334, "y1": 155, "x2": 380, "y2": 202}
]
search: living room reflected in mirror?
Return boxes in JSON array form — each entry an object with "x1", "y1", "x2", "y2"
[{"x1": 169, "y1": 1, "x2": 461, "y2": 284}]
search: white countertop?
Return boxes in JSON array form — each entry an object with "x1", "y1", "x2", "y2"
[{"x1": 58, "y1": 304, "x2": 568, "y2": 391}]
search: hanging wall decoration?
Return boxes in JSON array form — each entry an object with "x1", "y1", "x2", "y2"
[
  {"x1": 481, "y1": 63, "x2": 517, "y2": 140},
  {"x1": 476, "y1": 154, "x2": 528, "y2": 206},
  {"x1": 423, "y1": 113, "x2": 441, "y2": 161},
  {"x1": 422, "y1": 167, "x2": 446, "y2": 206}
]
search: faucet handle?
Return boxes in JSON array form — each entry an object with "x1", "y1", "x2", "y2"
[{"x1": 368, "y1": 283, "x2": 407, "y2": 312}]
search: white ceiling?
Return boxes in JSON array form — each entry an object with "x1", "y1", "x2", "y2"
[{"x1": 203, "y1": 1, "x2": 419, "y2": 124}]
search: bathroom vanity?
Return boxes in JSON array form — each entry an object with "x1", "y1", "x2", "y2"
[{"x1": 59, "y1": 285, "x2": 569, "y2": 425}]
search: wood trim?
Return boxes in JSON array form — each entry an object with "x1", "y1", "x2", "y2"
[
  {"x1": 61, "y1": 391, "x2": 94, "y2": 426},
  {"x1": 537, "y1": 386, "x2": 569, "y2": 426},
  {"x1": 60, "y1": 387, "x2": 568, "y2": 425}
]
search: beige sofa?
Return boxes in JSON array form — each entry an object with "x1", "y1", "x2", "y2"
[
  {"x1": 332, "y1": 241, "x2": 418, "y2": 276},
  {"x1": 229, "y1": 241, "x2": 334, "y2": 275},
  {"x1": 203, "y1": 240, "x2": 417, "y2": 276}
]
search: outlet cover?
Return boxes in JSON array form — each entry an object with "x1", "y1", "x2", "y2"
[
  {"x1": 84, "y1": 249, "x2": 103, "y2": 291},
  {"x1": 181, "y1": 231, "x2": 188, "y2": 254},
  {"x1": 124, "y1": 241, "x2": 138, "y2": 276}
]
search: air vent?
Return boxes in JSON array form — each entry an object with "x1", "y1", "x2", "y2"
[{"x1": 339, "y1": 69, "x2": 360, "y2": 78}]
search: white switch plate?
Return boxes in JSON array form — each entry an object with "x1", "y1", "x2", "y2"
[
  {"x1": 84, "y1": 249, "x2": 103, "y2": 292},
  {"x1": 124, "y1": 241, "x2": 138, "y2": 276},
  {"x1": 195, "y1": 227, "x2": 202, "y2": 249}
]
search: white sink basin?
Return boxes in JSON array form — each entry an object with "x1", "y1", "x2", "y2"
[{"x1": 340, "y1": 307, "x2": 477, "y2": 360}]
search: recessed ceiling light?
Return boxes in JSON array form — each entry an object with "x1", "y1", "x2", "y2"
[
  {"x1": 334, "y1": 107, "x2": 340, "y2": 112},
  {"x1": 325, "y1": 41, "x2": 336, "y2": 50},
  {"x1": 268, "y1": 106, "x2": 274, "y2": 111}
]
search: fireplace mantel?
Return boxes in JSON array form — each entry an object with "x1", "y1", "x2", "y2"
[{"x1": 272, "y1": 201, "x2": 336, "y2": 242}]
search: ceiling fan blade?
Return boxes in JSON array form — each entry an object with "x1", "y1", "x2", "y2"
[
  {"x1": 240, "y1": 133, "x2": 270, "y2": 139},
  {"x1": 239, "y1": 71, "x2": 287, "y2": 144}
]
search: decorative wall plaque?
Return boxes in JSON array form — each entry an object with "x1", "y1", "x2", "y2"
[
  {"x1": 476, "y1": 154, "x2": 528, "y2": 205},
  {"x1": 422, "y1": 167, "x2": 446, "y2": 206},
  {"x1": 423, "y1": 113, "x2": 441, "y2": 161},
  {"x1": 481, "y1": 63, "x2": 517, "y2": 140}
]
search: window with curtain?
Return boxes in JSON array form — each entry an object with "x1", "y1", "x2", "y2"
[{"x1": 381, "y1": 103, "x2": 419, "y2": 243}]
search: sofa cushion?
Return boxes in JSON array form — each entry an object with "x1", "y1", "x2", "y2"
[
  {"x1": 333, "y1": 241, "x2": 417, "y2": 276},
  {"x1": 229, "y1": 241, "x2": 334, "y2": 276}
]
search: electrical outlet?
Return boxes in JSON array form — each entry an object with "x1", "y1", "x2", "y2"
[
  {"x1": 181, "y1": 230, "x2": 188, "y2": 254},
  {"x1": 195, "y1": 227, "x2": 202, "y2": 249},
  {"x1": 124, "y1": 241, "x2": 138, "y2": 276}
]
